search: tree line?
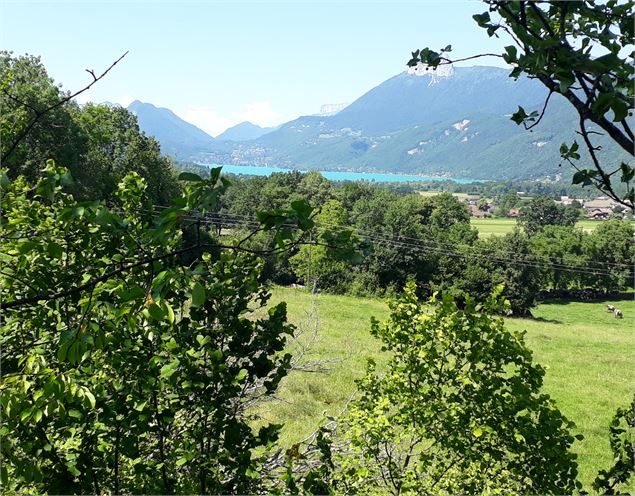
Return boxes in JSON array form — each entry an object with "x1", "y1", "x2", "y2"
[{"x1": 216, "y1": 171, "x2": 634, "y2": 316}]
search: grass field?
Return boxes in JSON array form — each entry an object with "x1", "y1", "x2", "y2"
[
  {"x1": 255, "y1": 287, "x2": 635, "y2": 492},
  {"x1": 471, "y1": 217, "x2": 607, "y2": 237}
]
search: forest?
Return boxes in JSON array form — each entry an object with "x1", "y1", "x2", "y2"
[{"x1": 1, "y1": 1, "x2": 634, "y2": 494}]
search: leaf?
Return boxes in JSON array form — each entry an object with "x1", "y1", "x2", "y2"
[
  {"x1": 191, "y1": 282, "x2": 206, "y2": 308},
  {"x1": 619, "y1": 162, "x2": 634, "y2": 183},
  {"x1": 84, "y1": 390, "x2": 96, "y2": 409},
  {"x1": 46, "y1": 242, "x2": 64, "y2": 259},
  {"x1": 177, "y1": 172, "x2": 202, "y2": 182},
  {"x1": 503, "y1": 45, "x2": 517, "y2": 64},
  {"x1": 176, "y1": 456, "x2": 188, "y2": 467},
  {"x1": 165, "y1": 302, "x2": 175, "y2": 324},
  {"x1": 472, "y1": 11, "x2": 491, "y2": 26},
  {"x1": 473, "y1": 426, "x2": 483, "y2": 437},
  {"x1": 148, "y1": 303, "x2": 165, "y2": 321},
  {"x1": 510, "y1": 106, "x2": 528, "y2": 125},
  {"x1": 209, "y1": 166, "x2": 223, "y2": 183},
  {"x1": 160, "y1": 359, "x2": 180, "y2": 379},
  {"x1": 33, "y1": 409, "x2": 43, "y2": 423},
  {"x1": 611, "y1": 99, "x2": 629, "y2": 122},
  {"x1": 119, "y1": 285, "x2": 146, "y2": 302}
]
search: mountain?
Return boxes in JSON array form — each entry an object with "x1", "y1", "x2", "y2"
[
  {"x1": 224, "y1": 66, "x2": 629, "y2": 180},
  {"x1": 216, "y1": 121, "x2": 275, "y2": 141},
  {"x1": 130, "y1": 67, "x2": 630, "y2": 181},
  {"x1": 127, "y1": 100, "x2": 216, "y2": 158}
]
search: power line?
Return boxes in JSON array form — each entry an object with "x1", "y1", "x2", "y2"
[{"x1": 165, "y1": 209, "x2": 633, "y2": 277}]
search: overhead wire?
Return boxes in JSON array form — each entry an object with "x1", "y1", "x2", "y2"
[{"x1": 156, "y1": 208, "x2": 634, "y2": 278}]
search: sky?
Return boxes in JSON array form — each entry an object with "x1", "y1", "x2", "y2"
[{"x1": 2, "y1": 0, "x2": 509, "y2": 136}]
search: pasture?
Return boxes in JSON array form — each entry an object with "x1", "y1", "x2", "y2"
[
  {"x1": 255, "y1": 287, "x2": 635, "y2": 492},
  {"x1": 471, "y1": 217, "x2": 605, "y2": 237}
]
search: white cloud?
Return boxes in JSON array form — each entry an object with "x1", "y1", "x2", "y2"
[
  {"x1": 177, "y1": 100, "x2": 284, "y2": 137},
  {"x1": 118, "y1": 94, "x2": 135, "y2": 107},
  {"x1": 232, "y1": 101, "x2": 281, "y2": 128},
  {"x1": 177, "y1": 106, "x2": 234, "y2": 137}
]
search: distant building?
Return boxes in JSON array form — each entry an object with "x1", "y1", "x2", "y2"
[
  {"x1": 508, "y1": 208, "x2": 521, "y2": 218},
  {"x1": 558, "y1": 195, "x2": 579, "y2": 206},
  {"x1": 588, "y1": 208, "x2": 612, "y2": 220},
  {"x1": 584, "y1": 197, "x2": 616, "y2": 210},
  {"x1": 469, "y1": 205, "x2": 492, "y2": 218}
]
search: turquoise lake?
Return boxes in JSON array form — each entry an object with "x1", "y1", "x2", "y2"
[{"x1": 200, "y1": 164, "x2": 480, "y2": 184}]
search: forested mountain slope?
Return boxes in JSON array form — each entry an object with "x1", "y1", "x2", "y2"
[{"x1": 133, "y1": 66, "x2": 630, "y2": 181}]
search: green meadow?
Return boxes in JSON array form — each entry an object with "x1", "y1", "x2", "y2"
[
  {"x1": 471, "y1": 217, "x2": 606, "y2": 237},
  {"x1": 255, "y1": 287, "x2": 635, "y2": 492}
]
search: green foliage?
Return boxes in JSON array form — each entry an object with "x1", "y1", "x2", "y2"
[
  {"x1": 0, "y1": 51, "x2": 179, "y2": 204},
  {"x1": 593, "y1": 394, "x2": 635, "y2": 494},
  {"x1": 290, "y1": 199, "x2": 354, "y2": 293},
  {"x1": 0, "y1": 164, "x2": 293, "y2": 494},
  {"x1": 446, "y1": 229, "x2": 541, "y2": 316},
  {"x1": 408, "y1": 0, "x2": 634, "y2": 209},
  {"x1": 584, "y1": 220, "x2": 635, "y2": 292},
  {"x1": 336, "y1": 284, "x2": 582, "y2": 494},
  {"x1": 519, "y1": 195, "x2": 579, "y2": 236},
  {"x1": 531, "y1": 226, "x2": 587, "y2": 291}
]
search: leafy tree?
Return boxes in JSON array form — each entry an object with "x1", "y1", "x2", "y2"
[
  {"x1": 1, "y1": 52, "x2": 84, "y2": 183},
  {"x1": 334, "y1": 284, "x2": 581, "y2": 494},
  {"x1": 450, "y1": 229, "x2": 541, "y2": 316},
  {"x1": 531, "y1": 225, "x2": 587, "y2": 290},
  {"x1": 0, "y1": 51, "x2": 178, "y2": 204},
  {"x1": 518, "y1": 195, "x2": 579, "y2": 236},
  {"x1": 72, "y1": 103, "x2": 179, "y2": 203},
  {"x1": 408, "y1": 0, "x2": 634, "y2": 210},
  {"x1": 428, "y1": 192, "x2": 472, "y2": 228},
  {"x1": 495, "y1": 191, "x2": 520, "y2": 216},
  {"x1": 290, "y1": 199, "x2": 353, "y2": 292},
  {"x1": 584, "y1": 220, "x2": 635, "y2": 292},
  {"x1": 0, "y1": 164, "x2": 336, "y2": 493}
]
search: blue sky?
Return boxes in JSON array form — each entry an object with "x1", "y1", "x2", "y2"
[{"x1": 2, "y1": 1, "x2": 509, "y2": 136}]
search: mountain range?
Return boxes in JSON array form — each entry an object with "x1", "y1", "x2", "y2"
[{"x1": 127, "y1": 66, "x2": 629, "y2": 181}]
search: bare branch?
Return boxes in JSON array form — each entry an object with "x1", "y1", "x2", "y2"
[{"x1": 524, "y1": 90, "x2": 554, "y2": 131}]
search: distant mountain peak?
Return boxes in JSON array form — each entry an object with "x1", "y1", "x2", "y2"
[
  {"x1": 216, "y1": 121, "x2": 275, "y2": 141},
  {"x1": 126, "y1": 100, "x2": 215, "y2": 158}
]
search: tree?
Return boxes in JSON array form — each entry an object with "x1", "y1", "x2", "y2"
[
  {"x1": 531, "y1": 225, "x2": 587, "y2": 291},
  {"x1": 518, "y1": 195, "x2": 579, "y2": 236},
  {"x1": 584, "y1": 220, "x2": 635, "y2": 292},
  {"x1": 452, "y1": 229, "x2": 541, "y2": 316},
  {"x1": 0, "y1": 51, "x2": 178, "y2": 204},
  {"x1": 72, "y1": 103, "x2": 179, "y2": 203},
  {"x1": 290, "y1": 199, "x2": 354, "y2": 292},
  {"x1": 334, "y1": 284, "x2": 581, "y2": 494},
  {"x1": 495, "y1": 191, "x2": 519, "y2": 216},
  {"x1": 1, "y1": 52, "x2": 84, "y2": 183},
  {"x1": 0, "y1": 162, "x2": 361, "y2": 493},
  {"x1": 408, "y1": 0, "x2": 634, "y2": 210}
]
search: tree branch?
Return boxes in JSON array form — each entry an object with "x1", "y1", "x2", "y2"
[{"x1": 2, "y1": 51, "x2": 129, "y2": 163}]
